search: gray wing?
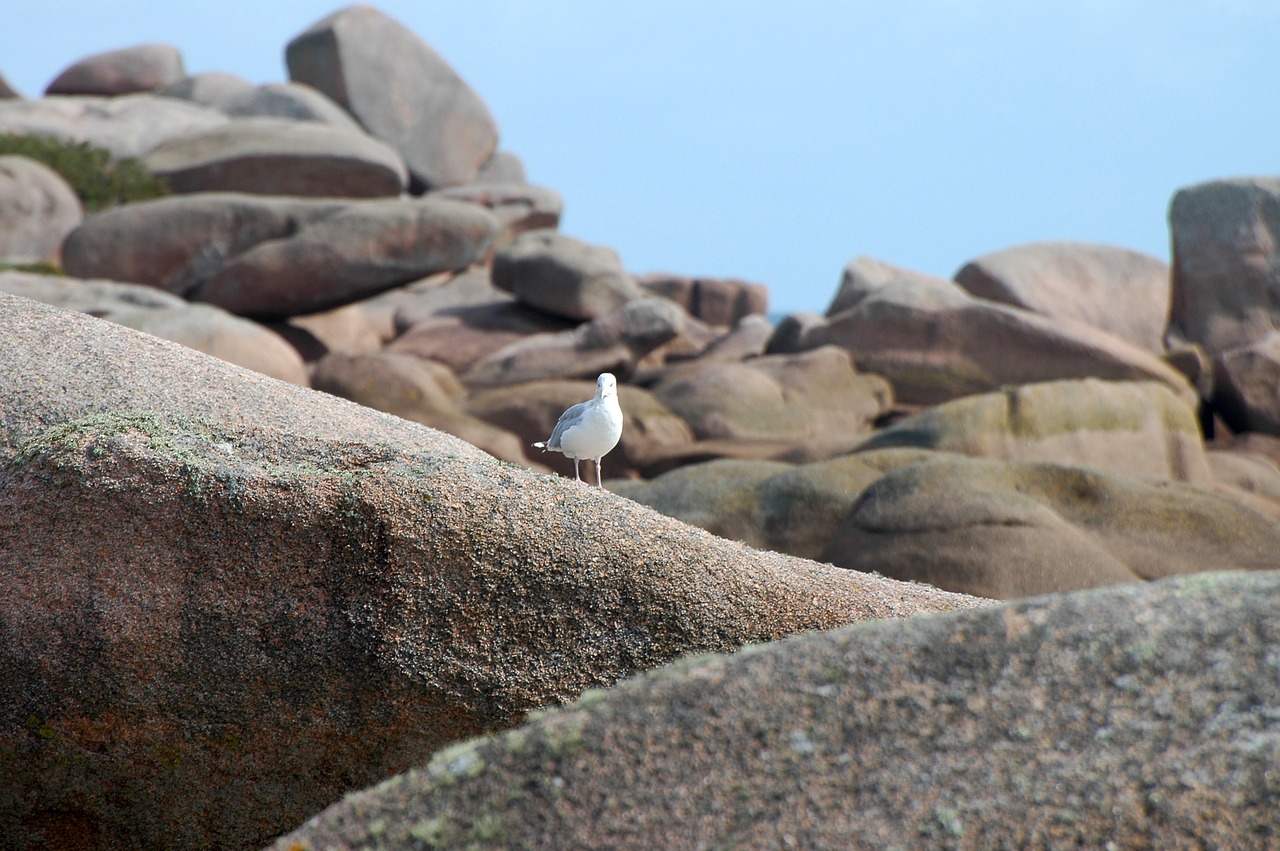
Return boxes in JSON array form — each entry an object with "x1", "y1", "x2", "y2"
[{"x1": 544, "y1": 400, "x2": 592, "y2": 451}]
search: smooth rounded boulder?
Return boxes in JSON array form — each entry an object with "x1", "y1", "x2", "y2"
[
  {"x1": 954, "y1": 241, "x2": 1170, "y2": 352},
  {"x1": 45, "y1": 43, "x2": 185, "y2": 96},
  {"x1": 823, "y1": 455, "x2": 1280, "y2": 599},
  {"x1": 0, "y1": 156, "x2": 82, "y2": 264},
  {"x1": 492, "y1": 228, "x2": 642, "y2": 321},
  {"x1": 286, "y1": 5, "x2": 499, "y2": 189},
  {"x1": 142, "y1": 117, "x2": 409, "y2": 197}
]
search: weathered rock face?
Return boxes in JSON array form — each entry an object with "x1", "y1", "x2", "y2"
[
  {"x1": 794, "y1": 265, "x2": 1196, "y2": 407},
  {"x1": 269, "y1": 570, "x2": 1280, "y2": 851},
  {"x1": 142, "y1": 117, "x2": 409, "y2": 197},
  {"x1": 62, "y1": 193, "x2": 501, "y2": 317},
  {"x1": 0, "y1": 156, "x2": 82, "y2": 264},
  {"x1": 1168, "y1": 178, "x2": 1280, "y2": 356},
  {"x1": 857, "y1": 378, "x2": 1213, "y2": 485},
  {"x1": 953, "y1": 241, "x2": 1171, "y2": 352},
  {"x1": 0, "y1": 94, "x2": 228, "y2": 160},
  {"x1": 492, "y1": 229, "x2": 642, "y2": 321},
  {"x1": 0, "y1": 294, "x2": 979, "y2": 851},
  {"x1": 286, "y1": 5, "x2": 499, "y2": 189},
  {"x1": 824, "y1": 455, "x2": 1280, "y2": 599},
  {"x1": 45, "y1": 43, "x2": 185, "y2": 96}
]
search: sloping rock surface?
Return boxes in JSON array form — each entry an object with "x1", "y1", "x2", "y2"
[
  {"x1": 269, "y1": 570, "x2": 1280, "y2": 850},
  {"x1": 0, "y1": 294, "x2": 978, "y2": 851}
]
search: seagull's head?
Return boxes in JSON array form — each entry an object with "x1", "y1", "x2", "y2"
[{"x1": 596, "y1": 372, "x2": 618, "y2": 399}]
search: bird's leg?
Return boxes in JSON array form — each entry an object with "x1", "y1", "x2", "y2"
[
  {"x1": 573, "y1": 457, "x2": 582, "y2": 482},
  {"x1": 596, "y1": 458, "x2": 604, "y2": 488}
]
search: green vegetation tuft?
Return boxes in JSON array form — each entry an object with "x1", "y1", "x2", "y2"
[{"x1": 0, "y1": 132, "x2": 169, "y2": 212}]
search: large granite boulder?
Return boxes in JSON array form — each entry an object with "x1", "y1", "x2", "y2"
[
  {"x1": 286, "y1": 5, "x2": 498, "y2": 189},
  {"x1": 953, "y1": 241, "x2": 1170, "y2": 352},
  {"x1": 1168, "y1": 178, "x2": 1280, "y2": 355},
  {"x1": 62, "y1": 193, "x2": 500, "y2": 317},
  {"x1": 857, "y1": 378, "x2": 1212, "y2": 485},
  {"x1": 0, "y1": 294, "x2": 977, "y2": 850},
  {"x1": 269, "y1": 570, "x2": 1280, "y2": 850},
  {"x1": 45, "y1": 43, "x2": 185, "y2": 96},
  {"x1": 824, "y1": 455, "x2": 1280, "y2": 599},
  {"x1": 492, "y1": 228, "x2": 642, "y2": 321},
  {"x1": 142, "y1": 117, "x2": 408, "y2": 197},
  {"x1": 791, "y1": 262, "x2": 1195, "y2": 407},
  {"x1": 0, "y1": 156, "x2": 82, "y2": 264},
  {"x1": 0, "y1": 94, "x2": 228, "y2": 160}
]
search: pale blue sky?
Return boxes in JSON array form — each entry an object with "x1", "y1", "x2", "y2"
[{"x1": 7, "y1": 2, "x2": 1279, "y2": 314}]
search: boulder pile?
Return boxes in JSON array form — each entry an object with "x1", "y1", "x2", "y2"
[{"x1": 1, "y1": 5, "x2": 1278, "y2": 849}]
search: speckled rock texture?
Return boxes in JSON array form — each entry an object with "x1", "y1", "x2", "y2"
[
  {"x1": 0, "y1": 295, "x2": 981, "y2": 851},
  {"x1": 269, "y1": 570, "x2": 1280, "y2": 851}
]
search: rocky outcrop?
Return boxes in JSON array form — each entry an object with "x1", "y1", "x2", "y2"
[
  {"x1": 784, "y1": 262, "x2": 1194, "y2": 407},
  {"x1": 0, "y1": 294, "x2": 979, "y2": 851},
  {"x1": 269, "y1": 570, "x2": 1280, "y2": 850}
]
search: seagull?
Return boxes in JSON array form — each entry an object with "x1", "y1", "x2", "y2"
[{"x1": 533, "y1": 373, "x2": 624, "y2": 487}]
